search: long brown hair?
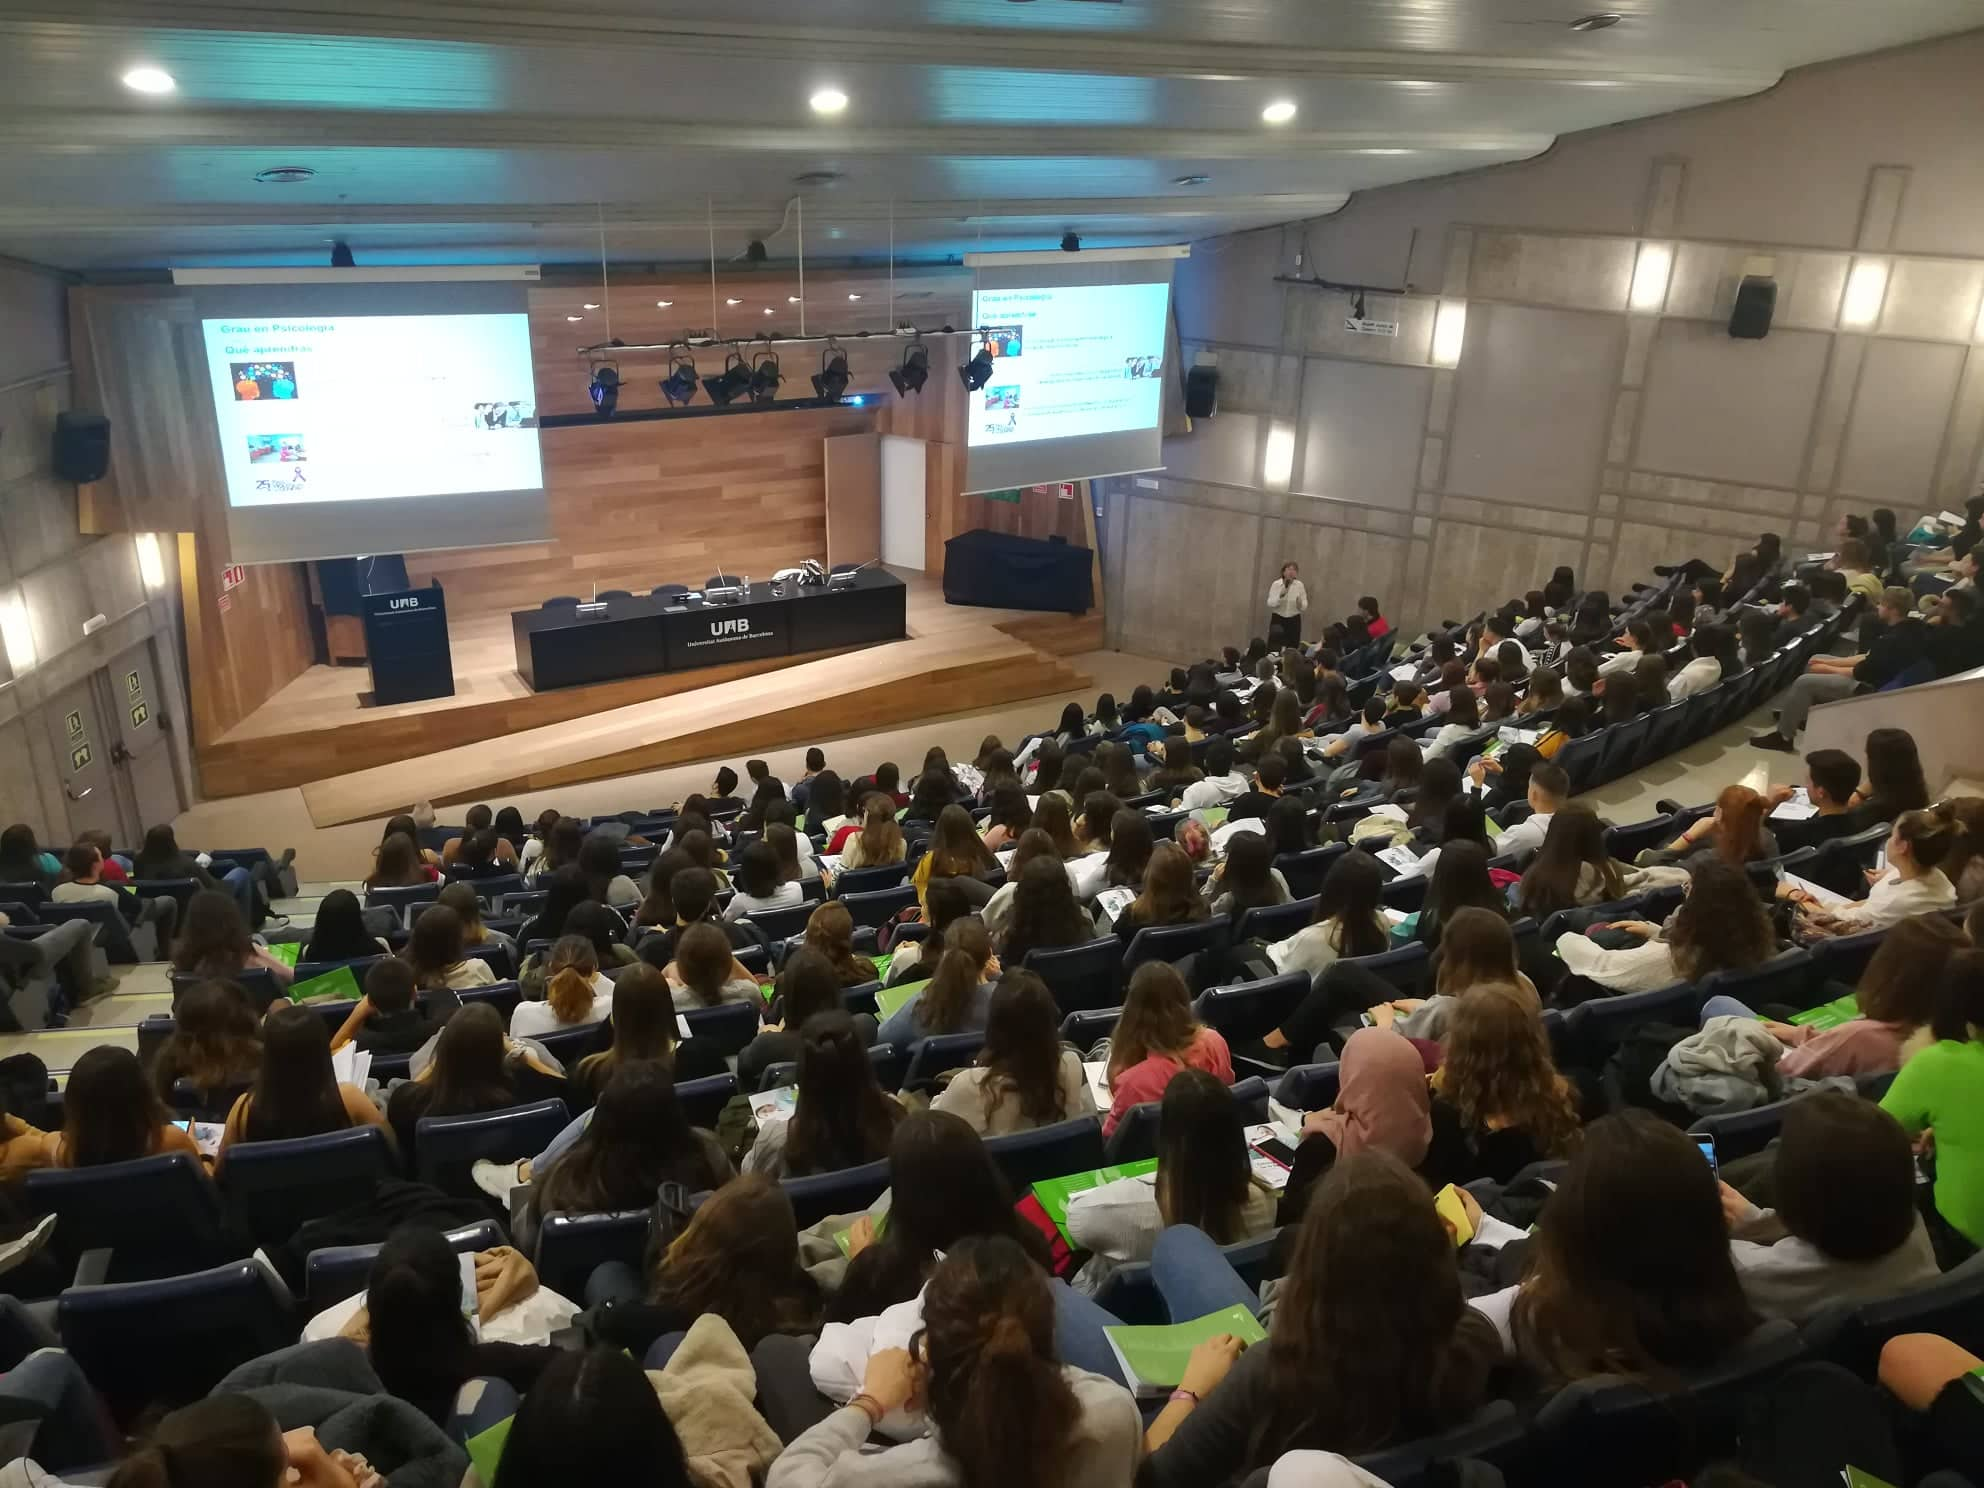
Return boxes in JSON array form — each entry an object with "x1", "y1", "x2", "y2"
[
  {"x1": 577, "y1": 964, "x2": 678, "y2": 1088},
  {"x1": 1517, "y1": 803, "x2": 1624, "y2": 918},
  {"x1": 1154, "y1": 1069, "x2": 1253, "y2": 1243},
  {"x1": 1250, "y1": 1151, "x2": 1500, "y2": 1464},
  {"x1": 535, "y1": 1062, "x2": 721, "y2": 1216},
  {"x1": 854, "y1": 795, "x2": 906, "y2": 863},
  {"x1": 1432, "y1": 907, "x2": 1523, "y2": 998},
  {"x1": 1513, "y1": 1109, "x2": 1756, "y2": 1383},
  {"x1": 368, "y1": 830, "x2": 427, "y2": 889},
  {"x1": 1667, "y1": 860, "x2": 1773, "y2": 982},
  {"x1": 1126, "y1": 842, "x2": 1206, "y2": 929},
  {"x1": 151, "y1": 981, "x2": 260, "y2": 1098},
  {"x1": 918, "y1": 1236, "x2": 1082, "y2": 1488},
  {"x1": 917, "y1": 918, "x2": 994, "y2": 1034},
  {"x1": 169, "y1": 889, "x2": 253, "y2": 976},
  {"x1": 1709, "y1": 784, "x2": 1770, "y2": 866},
  {"x1": 405, "y1": 903, "x2": 469, "y2": 987},
  {"x1": 801, "y1": 901, "x2": 873, "y2": 985},
  {"x1": 1857, "y1": 914, "x2": 1966, "y2": 1024},
  {"x1": 1107, "y1": 961, "x2": 1203, "y2": 1084},
  {"x1": 544, "y1": 934, "x2": 601, "y2": 1022},
  {"x1": 999, "y1": 855, "x2": 1093, "y2": 968},
  {"x1": 64, "y1": 1046, "x2": 171, "y2": 1168},
  {"x1": 1031, "y1": 794, "x2": 1079, "y2": 858},
  {"x1": 786, "y1": 1011, "x2": 902, "y2": 1175},
  {"x1": 422, "y1": 1003, "x2": 515, "y2": 1117},
  {"x1": 928, "y1": 804, "x2": 998, "y2": 879},
  {"x1": 977, "y1": 972, "x2": 1071, "y2": 1128},
  {"x1": 1434, "y1": 983, "x2": 1580, "y2": 1157},
  {"x1": 1103, "y1": 809, "x2": 1154, "y2": 889},
  {"x1": 648, "y1": 1174, "x2": 822, "y2": 1347},
  {"x1": 244, "y1": 1003, "x2": 350, "y2": 1142}
]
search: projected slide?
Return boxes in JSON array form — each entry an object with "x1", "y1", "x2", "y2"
[
  {"x1": 200, "y1": 314, "x2": 543, "y2": 508},
  {"x1": 966, "y1": 283, "x2": 1169, "y2": 449}
]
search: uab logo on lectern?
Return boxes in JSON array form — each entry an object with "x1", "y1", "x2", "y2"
[{"x1": 710, "y1": 617, "x2": 751, "y2": 638}]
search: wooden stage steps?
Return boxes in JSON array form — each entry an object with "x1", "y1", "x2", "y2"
[{"x1": 300, "y1": 628, "x2": 1089, "y2": 827}]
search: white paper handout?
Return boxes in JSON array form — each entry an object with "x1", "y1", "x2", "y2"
[
  {"x1": 1364, "y1": 803, "x2": 1409, "y2": 824},
  {"x1": 1376, "y1": 844, "x2": 1425, "y2": 878},
  {"x1": 1781, "y1": 872, "x2": 1852, "y2": 908},
  {"x1": 1209, "y1": 816, "x2": 1267, "y2": 853},
  {"x1": 1769, "y1": 788, "x2": 1818, "y2": 822},
  {"x1": 1092, "y1": 886, "x2": 1137, "y2": 926}
]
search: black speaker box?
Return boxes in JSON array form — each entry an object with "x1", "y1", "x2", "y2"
[
  {"x1": 52, "y1": 411, "x2": 111, "y2": 483},
  {"x1": 1728, "y1": 276, "x2": 1777, "y2": 340},
  {"x1": 1184, "y1": 365, "x2": 1219, "y2": 419}
]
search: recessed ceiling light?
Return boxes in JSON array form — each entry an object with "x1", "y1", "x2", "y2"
[
  {"x1": 1173, "y1": 174, "x2": 1211, "y2": 186},
  {"x1": 763, "y1": 307, "x2": 775, "y2": 316},
  {"x1": 1359, "y1": 148, "x2": 1414, "y2": 156},
  {"x1": 253, "y1": 166, "x2": 316, "y2": 185},
  {"x1": 583, "y1": 302, "x2": 600, "y2": 310},
  {"x1": 810, "y1": 88, "x2": 848, "y2": 115},
  {"x1": 655, "y1": 300, "x2": 673, "y2": 308},
  {"x1": 121, "y1": 65, "x2": 176, "y2": 95},
  {"x1": 787, "y1": 296, "x2": 802, "y2": 304},
  {"x1": 1261, "y1": 100, "x2": 1298, "y2": 125},
  {"x1": 1392, "y1": 80, "x2": 1440, "y2": 90},
  {"x1": 565, "y1": 315, "x2": 584, "y2": 322},
  {"x1": 1568, "y1": 11, "x2": 1623, "y2": 30},
  {"x1": 847, "y1": 293, "x2": 863, "y2": 301},
  {"x1": 725, "y1": 297, "x2": 743, "y2": 306}
]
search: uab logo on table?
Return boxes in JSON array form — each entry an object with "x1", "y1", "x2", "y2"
[{"x1": 710, "y1": 617, "x2": 751, "y2": 638}]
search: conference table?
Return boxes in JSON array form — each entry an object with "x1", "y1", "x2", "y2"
[{"x1": 511, "y1": 569, "x2": 907, "y2": 691}]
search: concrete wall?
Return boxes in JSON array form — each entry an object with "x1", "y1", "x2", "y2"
[
  {"x1": 0, "y1": 258, "x2": 194, "y2": 845},
  {"x1": 1099, "y1": 30, "x2": 1984, "y2": 659}
]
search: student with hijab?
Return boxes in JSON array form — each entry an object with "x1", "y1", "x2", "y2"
[{"x1": 1275, "y1": 1026, "x2": 1432, "y2": 1222}]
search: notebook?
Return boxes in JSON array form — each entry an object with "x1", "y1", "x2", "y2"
[
  {"x1": 265, "y1": 941, "x2": 302, "y2": 967},
  {"x1": 289, "y1": 964, "x2": 363, "y2": 1004},
  {"x1": 1031, "y1": 1159, "x2": 1160, "y2": 1244},
  {"x1": 875, "y1": 978, "x2": 927, "y2": 1022},
  {"x1": 1102, "y1": 1305, "x2": 1267, "y2": 1396},
  {"x1": 1790, "y1": 992, "x2": 1860, "y2": 1030}
]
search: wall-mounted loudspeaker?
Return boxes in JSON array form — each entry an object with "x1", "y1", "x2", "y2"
[
  {"x1": 52, "y1": 411, "x2": 111, "y2": 483},
  {"x1": 1728, "y1": 276, "x2": 1777, "y2": 340},
  {"x1": 1184, "y1": 366, "x2": 1219, "y2": 419}
]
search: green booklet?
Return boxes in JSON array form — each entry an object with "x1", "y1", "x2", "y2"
[
  {"x1": 875, "y1": 978, "x2": 927, "y2": 1022},
  {"x1": 1790, "y1": 992, "x2": 1860, "y2": 1030},
  {"x1": 1031, "y1": 1158, "x2": 1159, "y2": 1244},
  {"x1": 1102, "y1": 1305, "x2": 1267, "y2": 1396},
  {"x1": 265, "y1": 941, "x2": 302, "y2": 967},
  {"x1": 464, "y1": 1416, "x2": 513, "y2": 1486},
  {"x1": 288, "y1": 964, "x2": 362, "y2": 1004}
]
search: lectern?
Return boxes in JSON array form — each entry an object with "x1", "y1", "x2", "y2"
[{"x1": 362, "y1": 584, "x2": 454, "y2": 705}]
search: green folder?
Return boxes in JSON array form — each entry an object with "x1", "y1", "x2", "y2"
[
  {"x1": 264, "y1": 941, "x2": 301, "y2": 967},
  {"x1": 464, "y1": 1416, "x2": 514, "y2": 1486},
  {"x1": 875, "y1": 978, "x2": 927, "y2": 1022},
  {"x1": 833, "y1": 1208, "x2": 889, "y2": 1259},
  {"x1": 1101, "y1": 1304, "x2": 1267, "y2": 1395},
  {"x1": 1789, "y1": 992, "x2": 1860, "y2": 1030},
  {"x1": 288, "y1": 965, "x2": 362, "y2": 1004},
  {"x1": 1031, "y1": 1158, "x2": 1159, "y2": 1243}
]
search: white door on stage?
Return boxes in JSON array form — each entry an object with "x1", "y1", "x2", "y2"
[{"x1": 880, "y1": 435, "x2": 927, "y2": 571}]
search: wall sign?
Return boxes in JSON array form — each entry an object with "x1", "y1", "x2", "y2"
[
  {"x1": 125, "y1": 669, "x2": 142, "y2": 696},
  {"x1": 129, "y1": 701, "x2": 150, "y2": 728},
  {"x1": 70, "y1": 743, "x2": 92, "y2": 771},
  {"x1": 64, "y1": 710, "x2": 83, "y2": 738},
  {"x1": 220, "y1": 563, "x2": 246, "y2": 592}
]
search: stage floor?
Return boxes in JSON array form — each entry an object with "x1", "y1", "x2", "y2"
[{"x1": 198, "y1": 569, "x2": 1102, "y2": 804}]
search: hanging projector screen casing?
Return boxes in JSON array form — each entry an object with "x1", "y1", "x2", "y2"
[{"x1": 964, "y1": 256, "x2": 1174, "y2": 495}]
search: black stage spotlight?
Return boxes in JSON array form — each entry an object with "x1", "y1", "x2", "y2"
[
  {"x1": 749, "y1": 343, "x2": 783, "y2": 404},
  {"x1": 587, "y1": 364, "x2": 621, "y2": 418},
  {"x1": 811, "y1": 339, "x2": 850, "y2": 400},
  {"x1": 659, "y1": 344, "x2": 698, "y2": 406},
  {"x1": 1060, "y1": 231, "x2": 1080, "y2": 253},
  {"x1": 330, "y1": 239, "x2": 356, "y2": 267},
  {"x1": 744, "y1": 239, "x2": 769, "y2": 263},
  {"x1": 889, "y1": 339, "x2": 929, "y2": 397},
  {"x1": 960, "y1": 341, "x2": 995, "y2": 391},
  {"x1": 702, "y1": 347, "x2": 752, "y2": 406}
]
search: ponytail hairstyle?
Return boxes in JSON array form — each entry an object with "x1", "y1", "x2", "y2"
[
  {"x1": 545, "y1": 933, "x2": 601, "y2": 1022},
  {"x1": 917, "y1": 917, "x2": 995, "y2": 1034},
  {"x1": 363, "y1": 1226, "x2": 476, "y2": 1423},
  {"x1": 106, "y1": 1394, "x2": 284, "y2": 1488},
  {"x1": 916, "y1": 1235, "x2": 1081, "y2": 1488}
]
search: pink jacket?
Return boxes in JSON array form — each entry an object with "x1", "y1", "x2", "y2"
[
  {"x1": 1777, "y1": 1018, "x2": 1909, "y2": 1079},
  {"x1": 1103, "y1": 1027, "x2": 1234, "y2": 1136}
]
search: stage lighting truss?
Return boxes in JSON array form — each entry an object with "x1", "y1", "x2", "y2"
[
  {"x1": 659, "y1": 343, "x2": 699, "y2": 406},
  {"x1": 812, "y1": 338, "x2": 851, "y2": 400},
  {"x1": 702, "y1": 347, "x2": 753, "y2": 407},
  {"x1": 889, "y1": 338, "x2": 930, "y2": 397},
  {"x1": 749, "y1": 338, "x2": 784, "y2": 404}
]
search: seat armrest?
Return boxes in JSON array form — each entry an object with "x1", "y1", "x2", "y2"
[{"x1": 73, "y1": 1247, "x2": 113, "y2": 1288}]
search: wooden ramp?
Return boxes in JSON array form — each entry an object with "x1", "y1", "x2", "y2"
[{"x1": 301, "y1": 629, "x2": 1088, "y2": 827}]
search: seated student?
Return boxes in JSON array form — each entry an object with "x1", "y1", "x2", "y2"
[
  {"x1": 1372, "y1": 906, "x2": 1540, "y2": 1042},
  {"x1": 39, "y1": 1044, "x2": 205, "y2": 1171},
  {"x1": 1704, "y1": 913, "x2": 1961, "y2": 1078},
  {"x1": 576, "y1": 832, "x2": 642, "y2": 909},
  {"x1": 1071, "y1": 790, "x2": 1125, "y2": 871},
  {"x1": 1761, "y1": 748, "x2": 1867, "y2": 855},
  {"x1": 798, "y1": 900, "x2": 877, "y2": 989},
  {"x1": 1419, "y1": 687, "x2": 1482, "y2": 761},
  {"x1": 1941, "y1": 796, "x2": 1984, "y2": 904},
  {"x1": 1144, "y1": 734, "x2": 1203, "y2": 796},
  {"x1": 1754, "y1": 586, "x2": 1929, "y2": 751},
  {"x1": 585, "y1": 1173, "x2": 823, "y2": 1361},
  {"x1": 1068, "y1": 1069, "x2": 1277, "y2": 1293},
  {"x1": 663, "y1": 920, "x2": 763, "y2": 1012},
  {"x1": 1880, "y1": 1331, "x2": 1984, "y2": 1484},
  {"x1": 740, "y1": 947, "x2": 858, "y2": 1090},
  {"x1": 1090, "y1": 808, "x2": 1155, "y2": 900},
  {"x1": 1260, "y1": 850, "x2": 1391, "y2": 995},
  {"x1": 382, "y1": 1000, "x2": 551, "y2": 1167},
  {"x1": 1139, "y1": 1152, "x2": 1501, "y2": 1483},
  {"x1": 771, "y1": 1234, "x2": 1141, "y2": 1488},
  {"x1": 1883, "y1": 951, "x2": 1984, "y2": 1263},
  {"x1": 1102, "y1": 962, "x2": 1233, "y2": 1138},
  {"x1": 436, "y1": 880, "x2": 514, "y2": 962},
  {"x1": 1181, "y1": 738, "x2": 1249, "y2": 809},
  {"x1": 1532, "y1": 693, "x2": 1593, "y2": 761},
  {"x1": 912, "y1": 804, "x2": 1000, "y2": 911},
  {"x1": 403, "y1": 903, "x2": 498, "y2": 991},
  {"x1": 1312, "y1": 696, "x2": 1388, "y2": 762},
  {"x1": 903, "y1": 769, "x2": 956, "y2": 828},
  {"x1": 1847, "y1": 725, "x2": 1932, "y2": 831},
  {"x1": 830, "y1": 1110, "x2": 1055, "y2": 1323},
  {"x1": 440, "y1": 803, "x2": 519, "y2": 868},
  {"x1": 996, "y1": 852, "x2": 1097, "y2": 968},
  {"x1": 1718, "y1": 1092, "x2": 1939, "y2": 1322},
  {"x1": 883, "y1": 883, "x2": 976, "y2": 993},
  {"x1": 1096, "y1": 738, "x2": 1146, "y2": 800},
  {"x1": 1222, "y1": 753, "x2": 1285, "y2": 825},
  {"x1": 1420, "y1": 983, "x2": 1580, "y2": 1187},
  {"x1": 789, "y1": 746, "x2": 829, "y2": 810},
  {"x1": 1413, "y1": 840, "x2": 1508, "y2": 952},
  {"x1": 512, "y1": 934, "x2": 615, "y2": 1038},
  {"x1": 150, "y1": 979, "x2": 262, "y2": 1108},
  {"x1": 1112, "y1": 843, "x2": 1208, "y2": 949},
  {"x1": 218, "y1": 1003, "x2": 388, "y2": 1160},
  {"x1": 1206, "y1": 828, "x2": 1290, "y2": 921},
  {"x1": 331, "y1": 955, "x2": 461, "y2": 1056},
  {"x1": 302, "y1": 887, "x2": 390, "y2": 964},
  {"x1": 876, "y1": 918, "x2": 997, "y2": 1046},
  {"x1": 131, "y1": 823, "x2": 266, "y2": 927},
  {"x1": 578, "y1": 962, "x2": 727, "y2": 1099},
  {"x1": 832, "y1": 795, "x2": 908, "y2": 871},
  {"x1": 1556, "y1": 858, "x2": 1775, "y2": 995},
  {"x1": 1489, "y1": 761, "x2": 1567, "y2": 862},
  {"x1": 634, "y1": 865, "x2": 763, "y2": 971},
  {"x1": 516, "y1": 865, "x2": 596, "y2": 952},
  {"x1": 977, "y1": 784, "x2": 1034, "y2": 855},
  {"x1": 1513, "y1": 803, "x2": 1630, "y2": 920},
  {"x1": 933, "y1": 971, "x2": 1095, "y2": 1136},
  {"x1": 368, "y1": 829, "x2": 437, "y2": 890},
  {"x1": 1466, "y1": 1109, "x2": 1757, "y2": 1385},
  {"x1": 1792, "y1": 808, "x2": 1958, "y2": 940},
  {"x1": 802, "y1": 769, "x2": 851, "y2": 835},
  {"x1": 1263, "y1": 795, "x2": 1317, "y2": 862},
  {"x1": 744, "y1": 1010, "x2": 904, "y2": 1179},
  {"x1": 170, "y1": 888, "x2": 295, "y2": 990},
  {"x1": 705, "y1": 763, "x2": 744, "y2": 812},
  {"x1": 0, "y1": 823, "x2": 60, "y2": 888},
  {"x1": 1032, "y1": 792, "x2": 1081, "y2": 859},
  {"x1": 53, "y1": 840, "x2": 177, "y2": 939},
  {"x1": 1639, "y1": 783, "x2": 1777, "y2": 871}
]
